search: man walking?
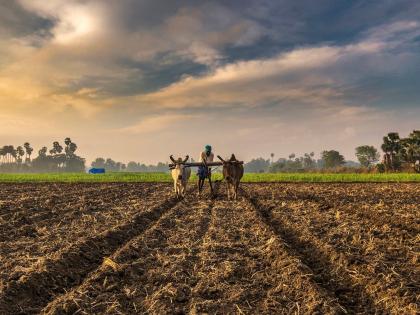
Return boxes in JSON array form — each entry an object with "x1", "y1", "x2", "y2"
[{"x1": 198, "y1": 145, "x2": 214, "y2": 195}]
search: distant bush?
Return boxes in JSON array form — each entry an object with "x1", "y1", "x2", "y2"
[{"x1": 376, "y1": 163, "x2": 386, "y2": 173}]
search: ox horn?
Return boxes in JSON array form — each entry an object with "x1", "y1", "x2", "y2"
[
  {"x1": 169, "y1": 155, "x2": 177, "y2": 164},
  {"x1": 182, "y1": 155, "x2": 189, "y2": 163}
]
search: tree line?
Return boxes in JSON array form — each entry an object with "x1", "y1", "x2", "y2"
[
  {"x1": 90, "y1": 130, "x2": 419, "y2": 174},
  {"x1": 1, "y1": 130, "x2": 417, "y2": 173},
  {"x1": 91, "y1": 158, "x2": 169, "y2": 172},
  {"x1": 244, "y1": 151, "x2": 349, "y2": 173},
  {"x1": 245, "y1": 130, "x2": 419, "y2": 173},
  {"x1": 0, "y1": 138, "x2": 85, "y2": 172}
]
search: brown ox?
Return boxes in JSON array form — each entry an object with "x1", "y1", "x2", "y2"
[
  {"x1": 217, "y1": 154, "x2": 244, "y2": 200},
  {"x1": 169, "y1": 155, "x2": 191, "y2": 198}
]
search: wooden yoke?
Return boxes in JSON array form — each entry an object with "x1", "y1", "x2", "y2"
[
  {"x1": 168, "y1": 155, "x2": 189, "y2": 169},
  {"x1": 168, "y1": 155, "x2": 243, "y2": 169},
  {"x1": 169, "y1": 161, "x2": 226, "y2": 168},
  {"x1": 169, "y1": 161, "x2": 244, "y2": 168}
]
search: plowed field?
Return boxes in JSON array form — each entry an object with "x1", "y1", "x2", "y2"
[{"x1": 0, "y1": 183, "x2": 418, "y2": 314}]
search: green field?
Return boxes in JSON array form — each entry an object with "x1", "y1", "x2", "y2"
[{"x1": 0, "y1": 172, "x2": 419, "y2": 183}]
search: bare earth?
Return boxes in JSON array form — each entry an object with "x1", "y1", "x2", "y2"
[{"x1": 0, "y1": 182, "x2": 418, "y2": 314}]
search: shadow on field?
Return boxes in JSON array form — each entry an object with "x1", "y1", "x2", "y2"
[
  {"x1": 0, "y1": 190, "x2": 182, "y2": 314},
  {"x1": 242, "y1": 187, "x2": 387, "y2": 314}
]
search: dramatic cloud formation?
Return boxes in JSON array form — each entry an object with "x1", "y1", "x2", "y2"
[{"x1": 0, "y1": 0, "x2": 419, "y2": 163}]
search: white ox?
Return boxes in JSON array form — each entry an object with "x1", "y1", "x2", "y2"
[{"x1": 170, "y1": 155, "x2": 191, "y2": 198}]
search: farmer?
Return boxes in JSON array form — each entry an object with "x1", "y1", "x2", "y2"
[{"x1": 198, "y1": 145, "x2": 214, "y2": 195}]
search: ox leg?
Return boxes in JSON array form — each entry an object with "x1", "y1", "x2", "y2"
[
  {"x1": 231, "y1": 184, "x2": 235, "y2": 200},
  {"x1": 226, "y1": 183, "x2": 231, "y2": 200},
  {"x1": 176, "y1": 183, "x2": 182, "y2": 199},
  {"x1": 173, "y1": 181, "x2": 178, "y2": 197},
  {"x1": 182, "y1": 181, "x2": 187, "y2": 198},
  {"x1": 234, "y1": 181, "x2": 240, "y2": 200}
]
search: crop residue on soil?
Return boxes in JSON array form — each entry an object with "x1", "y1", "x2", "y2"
[{"x1": 0, "y1": 182, "x2": 418, "y2": 314}]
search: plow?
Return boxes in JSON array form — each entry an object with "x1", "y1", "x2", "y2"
[{"x1": 169, "y1": 155, "x2": 244, "y2": 198}]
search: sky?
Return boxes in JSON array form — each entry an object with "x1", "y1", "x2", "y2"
[{"x1": 0, "y1": 0, "x2": 419, "y2": 164}]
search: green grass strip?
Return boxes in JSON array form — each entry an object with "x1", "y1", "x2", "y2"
[{"x1": 0, "y1": 172, "x2": 419, "y2": 183}]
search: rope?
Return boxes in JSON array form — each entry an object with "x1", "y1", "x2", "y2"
[{"x1": 212, "y1": 165, "x2": 221, "y2": 172}]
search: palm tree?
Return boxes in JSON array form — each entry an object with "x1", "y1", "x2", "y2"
[
  {"x1": 288, "y1": 153, "x2": 295, "y2": 160},
  {"x1": 0, "y1": 146, "x2": 5, "y2": 164},
  {"x1": 49, "y1": 141, "x2": 62, "y2": 156},
  {"x1": 381, "y1": 132, "x2": 401, "y2": 171},
  {"x1": 10, "y1": 146, "x2": 17, "y2": 164},
  {"x1": 3, "y1": 145, "x2": 16, "y2": 164},
  {"x1": 23, "y1": 142, "x2": 33, "y2": 163},
  {"x1": 26, "y1": 144, "x2": 33, "y2": 163},
  {"x1": 50, "y1": 141, "x2": 65, "y2": 169},
  {"x1": 56, "y1": 142, "x2": 63, "y2": 154},
  {"x1": 0, "y1": 147, "x2": 5, "y2": 164},
  {"x1": 16, "y1": 146, "x2": 25, "y2": 165},
  {"x1": 64, "y1": 138, "x2": 72, "y2": 156},
  {"x1": 69, "y1": 142, "x2": 77, "y2": 155},
  {"x1": 62, "y1": 138, "x2": 80, "y2": 170},
  {"x1": 39, "y1": 147, "x2": 48, "y2": 157},
  {"x1": 3, "y1": 146, "x2": 9, "y2": 163},
  {"x1": 400, "y1": 130, "x2": 420, "y2": 172},
  {"x1": 24, "y1": 142, "x2": 29, "y2": 160},
  {"x1": 4, "y1": 146, "x2": 11, "y2": 163},
  {"x1": 270, "y1": 153, "x2": 275, "y2": 164}
]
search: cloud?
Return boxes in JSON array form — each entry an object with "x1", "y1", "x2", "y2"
[
  {"x1": 17, "y1": 0, "x2": 107, "y2": 44},
  {"x1": 15, "y1": 1, "x2": 264, "y2": 63},
  {"x1": 6, "y1": 1, "x2": 418, "y2": 108},
  {"x1": 76, "y1": 87, "x2": 101, "y2": 98},
  {"x1": 136, "y1": 20, "x2": 420, "y2": 109},
  {"x1": 0, "y1": 1, "x2": 419, "y2": 163},
  {"x1": 0, "y1": 0, "x2": 270, "y2": 109}
]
